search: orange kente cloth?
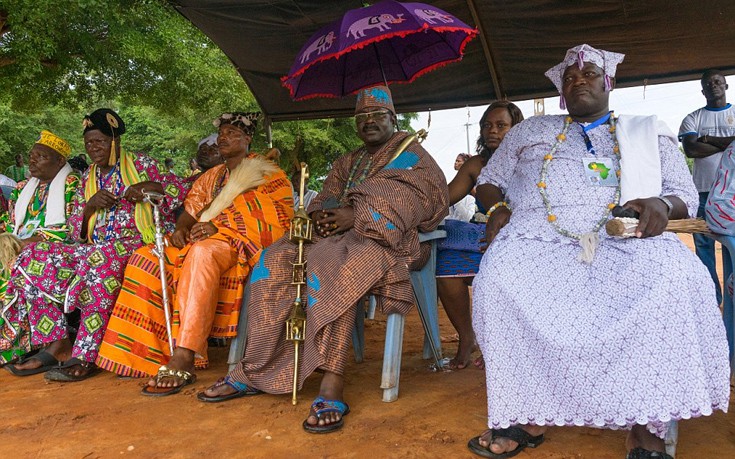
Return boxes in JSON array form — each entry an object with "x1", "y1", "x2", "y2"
[{"x1": 96, "y1": 158, "x2": 293, "y2": 377}]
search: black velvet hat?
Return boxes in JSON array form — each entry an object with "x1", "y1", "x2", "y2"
[{"x1": 82, "y1": 108, "x2": 126, "y2": 137}]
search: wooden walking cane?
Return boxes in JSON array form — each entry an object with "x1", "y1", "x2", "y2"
[{"x1": 285, "y1": 163, "x2": 313, "y2": 405}]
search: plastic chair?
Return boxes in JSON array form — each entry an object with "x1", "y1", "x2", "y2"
[{"x1": 352, "y1": 229, "x2": 446, "y2": 402}]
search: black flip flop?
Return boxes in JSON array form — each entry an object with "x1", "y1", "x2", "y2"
[
  {"x1": 467, "y1": 427, "x2": 545, "y2": 458},
  {"x1": 4, "y1": 351, "x2": 60, "y2": 376},
  {"x1": 44, "y1": 357, "x2": 100, "y2": 382},
  {"x1": 626, "y1": 447, "x2": 673, "y2": 459}
]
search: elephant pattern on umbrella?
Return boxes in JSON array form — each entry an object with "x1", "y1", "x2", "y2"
[
  {"x1": 414, "y1": 9, "x2": 454, "y2": 24},
  {"x1": 300, "y1": 31, "x2": 337, "y2": 64},
  {"x1": 347, "y1": 14, "x2": 405, "y2": 39}
]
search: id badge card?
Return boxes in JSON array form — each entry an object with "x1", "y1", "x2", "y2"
[{"x1": 582, "y1": 157, "x2": 618, "y2": 187}]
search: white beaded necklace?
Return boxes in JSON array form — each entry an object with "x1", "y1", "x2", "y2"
[{"x1": 537, "y1": 114, "x2": 621, "y2": 263}]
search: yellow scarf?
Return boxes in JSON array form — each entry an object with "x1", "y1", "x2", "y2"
[{"x1": 84, "y1": 150, "x2": 155, "y2": 244}]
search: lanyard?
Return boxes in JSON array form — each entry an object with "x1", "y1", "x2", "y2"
[{"x1": 577, "y1": 112, "x2": 612, "y2": 156}]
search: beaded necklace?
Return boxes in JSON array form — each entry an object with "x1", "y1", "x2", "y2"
[
  {"x1": 27, "y1": 182, "x2": 50, "y2": 218},
  {"x1": 537, "y1": 113, "x2": 621, "y2": 241},
  {"x1": 212, "y1": 166, "x2": 230, "y2": 199},
  {"x1": 340, "y1": 147, "x2": 373, "y2": 199},
  {"x1": 93, "y1": 163, "x2": 124, "y2": 243}
]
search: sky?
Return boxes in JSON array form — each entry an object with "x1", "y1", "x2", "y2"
[{"x1": 412, "y1": 78, "x2": 734, "y2": 182}]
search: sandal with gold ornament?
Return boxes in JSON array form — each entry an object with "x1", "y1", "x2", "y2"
[{"x1": 141, "y1": 365, "x2": 197, "y2": 397}]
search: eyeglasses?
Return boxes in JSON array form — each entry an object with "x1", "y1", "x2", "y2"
[{"x1": 355, "y1": 110, "x2": 391, "y2": 123}]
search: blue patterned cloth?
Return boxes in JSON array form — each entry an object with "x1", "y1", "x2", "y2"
[{"x1": 436, "y1": 219, "x2": 484, "y2": 277}]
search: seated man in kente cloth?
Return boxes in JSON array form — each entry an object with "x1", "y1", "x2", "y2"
[
  {"x1": 468, "y1": 44, "x2": 730, "y2": 459},
  {"x1": 96, "y1": 112, "x2": 294, "y2": 396},
  {"x1": 198, "y1": 85, "x2": 448, "y2": 434},
  {"x1": 0, "y1": 130, "x2": 80, "y2": 367}
]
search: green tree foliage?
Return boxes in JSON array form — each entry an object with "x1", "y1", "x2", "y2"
[
  {"x1": 0, "y1": 1, "x2": 416, "y2": 183},
  {"x1": 0, "y1": 0, "x2": 248, "y2": 111}
]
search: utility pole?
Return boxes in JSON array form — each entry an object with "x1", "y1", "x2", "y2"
[
  {"x1": 464, "y1": 107, "x2": 471, "y2": 154},
  {"x1": 534, "y1": 98, "x2": 545, "y2": 116}
]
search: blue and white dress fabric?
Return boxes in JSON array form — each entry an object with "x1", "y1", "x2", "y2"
[{"x1": 473, "y1": 114, "x2": 730, "y2": 437}]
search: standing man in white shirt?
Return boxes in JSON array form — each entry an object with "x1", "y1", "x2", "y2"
[{"x1": 680, "y1": 69, "x2": 735, "y2": 304}]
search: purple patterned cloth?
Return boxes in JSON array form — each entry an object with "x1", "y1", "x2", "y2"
[
  {"x1": 0, "y1": 154, "x2": 187, "y2": 363},
  {"x1": 473, "y1": 115, "x2": 730, "y2": 438}
]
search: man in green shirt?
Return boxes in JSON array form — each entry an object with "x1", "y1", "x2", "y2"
[{"x1": 5, "y1": 153, "x2": 30, "y2": 182}]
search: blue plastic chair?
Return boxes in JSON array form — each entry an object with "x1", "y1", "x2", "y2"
[
  {"x1": 228, "y1": 229, "x2": 446, "y2": 401},
  {"x1": 352, "y1": 229, "x2": 446, "y2": 402}
]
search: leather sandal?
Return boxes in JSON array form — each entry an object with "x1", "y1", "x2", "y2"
[{"x1": 467, "y1": 427, "x2": 545, "y2": 458}]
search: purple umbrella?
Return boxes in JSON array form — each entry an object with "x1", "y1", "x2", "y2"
[{"x1": 281, "y1": 0, "x2": 477, "y2": 101}]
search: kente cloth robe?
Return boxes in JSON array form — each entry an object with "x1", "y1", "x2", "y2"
[{"x1": 96, "y1": 156, "x2": 293, "y2": 376}]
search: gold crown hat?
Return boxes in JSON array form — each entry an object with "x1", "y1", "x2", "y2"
[{"x1": 36, "y1": 130, "x2": 72, "y2": 158}]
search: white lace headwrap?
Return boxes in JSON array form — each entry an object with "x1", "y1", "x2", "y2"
[{"x1": 545, "y1": 44, "x2": 625, "y2": 109}]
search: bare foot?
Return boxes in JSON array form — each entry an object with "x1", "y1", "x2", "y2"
[
  {"x1": 146, "y1": 347, "x2": 196, "y2": 389},
  {"x1": 13, "y1": 339, "x2": 72, "y2": 371},
  {"x1": 305, "y1": 371, "x2": 346, "y2": 428},
  {"x1": 477, "y1": 425, "x2": 546, "y2": 455},
  {"x1": 448, "y1": 340, "x2": 478, "y2": 370}
]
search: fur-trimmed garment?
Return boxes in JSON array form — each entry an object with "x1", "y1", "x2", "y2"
[
  {"x1": 97, "y1": 154, "x2": 293, "y2": 377},
  {"x1": 227, "y1": 132, "x2": 448, "y2": 393}
]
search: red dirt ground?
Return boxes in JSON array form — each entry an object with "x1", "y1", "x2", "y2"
[{"x1": 0, "y1": 235, "x2": 733, "y2": 458}]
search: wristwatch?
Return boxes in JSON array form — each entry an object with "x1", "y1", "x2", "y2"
[{"x1": 657, "y1": 196, "x2": 674, "y2": 217}]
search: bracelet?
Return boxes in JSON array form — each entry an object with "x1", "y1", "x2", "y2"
[
  {"x1": 485, "y1": 201, "x2": 510, "y2": 218},
  {"x1": 657, "y1": 196, "x2": 674, "y2": 218}
]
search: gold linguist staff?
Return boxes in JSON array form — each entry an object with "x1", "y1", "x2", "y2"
[{"x1": 285, "y1": 162, "x2": 312, "y2": 405}]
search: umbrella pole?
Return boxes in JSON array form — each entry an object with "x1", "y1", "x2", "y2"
[{"x1": 373, "y1": 43, "x2": 388, "y2": 87}]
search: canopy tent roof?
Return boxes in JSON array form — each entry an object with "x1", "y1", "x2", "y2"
[{"x1": 172, "y1": 0, "x2": 735, "y2": 121}]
